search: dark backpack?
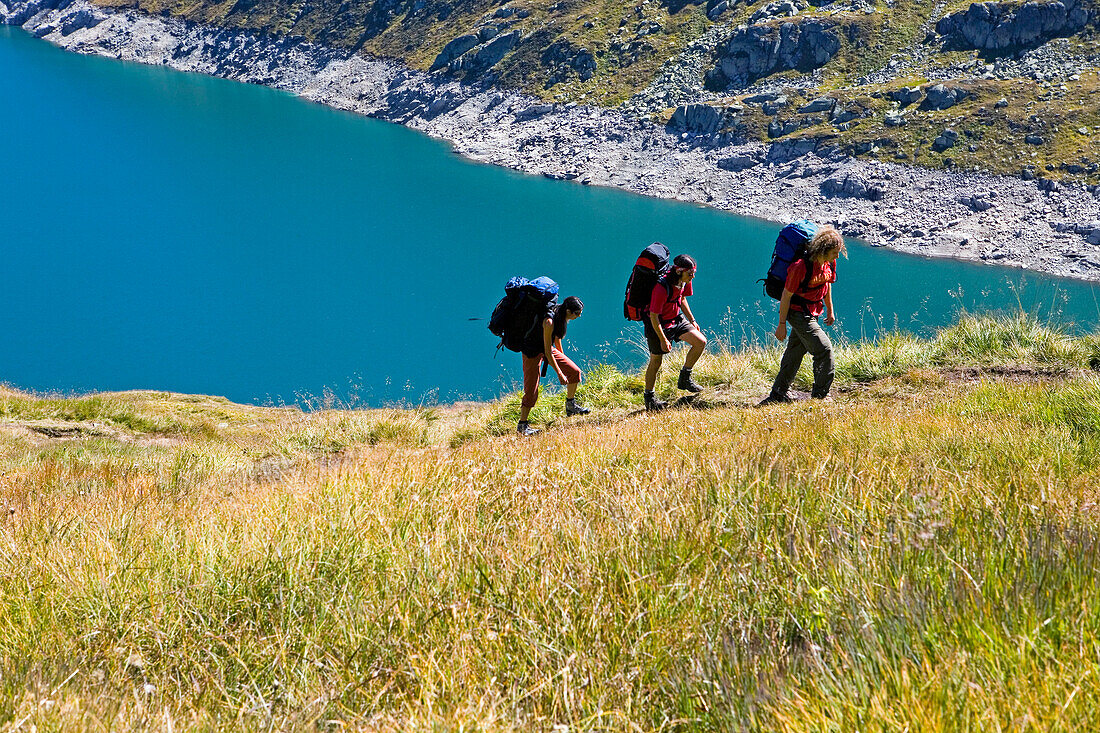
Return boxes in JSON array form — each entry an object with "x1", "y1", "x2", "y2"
[
  {"x1": 624, "y1": 242, "x2": 671, "y2": 320},
  {"x1": 488, "y1": 276, "x2": 559, "y2": 352},
  {"x1": 761, "y1": 220, "x2": 818, "y2": 302}
]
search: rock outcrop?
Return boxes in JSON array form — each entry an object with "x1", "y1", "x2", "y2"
[
  {"x1": 431, "y1": 35, "x2": 479, "y2": 71},
  {"x1": 429, "y1": 27, "x2": 523, "y2": 76},
  {"x1": 668, "y1": 103, "x2": 745, "y2": 136},
  {"x1": 922, "y1": 83, "x2": 968, "y2": 110},
  {"x1": 936, "y1": 0, "x2": 1090, "y2": 52},
  {"x1": 821, "y1": 169, "x2": 886, "y2": 200},
  {"x1": 705, "y1": 18, "x2": 842, "y2": 90}
]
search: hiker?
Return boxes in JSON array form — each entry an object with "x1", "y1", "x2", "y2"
[
  {"x1": 763, "y1": 225, "x2": 846, "y2": 403},
  {"x1": 643, "y1": 255, "x2": 707, "y2": 411},
  {"x1": 518, "y1": 296, "x2": 590, "y2": 436}
]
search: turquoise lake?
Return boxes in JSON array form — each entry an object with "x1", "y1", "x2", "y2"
[{"x1": 2, "y1": 25, "x2": 1098, "y2": 406}]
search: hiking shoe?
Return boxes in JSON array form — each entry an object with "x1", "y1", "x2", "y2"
[
  {"x1": 644, "y1": 394, "x2": 668, "y2": 412},
  {"x1": 757, "y1": 391, "x2": 793, "y2": 407},
  {"x1": 517, "y1": 422, "x2": 540, "y2": 436},
  {"x1": 677, "y1": 371, "x2": 704, "y2": 393},
  {"x1": 565, "y1": 402, "x2": 591, "y2": 416}
]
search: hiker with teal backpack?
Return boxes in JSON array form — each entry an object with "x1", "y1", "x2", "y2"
[
  {"x1": 760, "y1": 223, "x2": 847, "y2": 404},
  {"x1": 488, "y1": 277, "x2": 590, "y2": 436},
  {"x1": 641, "y1": 254, "x2": 707, "y2": 411}
]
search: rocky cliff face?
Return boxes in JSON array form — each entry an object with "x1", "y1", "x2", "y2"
[
  {"x1": 937, "y1": 0, "x2": 1090, "y2": 52},
  {"x1": 704, "y1": 17, "x2": 844, "y2": 90}
]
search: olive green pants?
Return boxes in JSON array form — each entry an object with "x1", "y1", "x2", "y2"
[{"x1": 771, "y1": 310, "x2": 834, "y2": 399}]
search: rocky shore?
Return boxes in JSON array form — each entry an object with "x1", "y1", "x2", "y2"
[{"x1": 4, "y1": 0, "x2": 1100, "y2": 281}]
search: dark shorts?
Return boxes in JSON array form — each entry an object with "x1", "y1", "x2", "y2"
[{"x1": 643, "y1": 314, "x2": 694, "y2": 354}]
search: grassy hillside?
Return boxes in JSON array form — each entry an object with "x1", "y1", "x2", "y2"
[{"x1": 5, "y1": 314, "x2": 1100, "y2": 729}]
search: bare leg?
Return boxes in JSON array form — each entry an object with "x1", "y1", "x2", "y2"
[
  {"x1": 679, "y1": 328, "x2": 708, "y2": 370},
  {"x1": 566, "y1": 382, "x2": 579, "y2": 399},
  {"x1": 645, "y1": 353, "x2": 663, "y2": 391}
]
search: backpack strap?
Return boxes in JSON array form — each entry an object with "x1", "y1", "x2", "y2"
[
  {"x1": 657, "y1": 271, "x2": 679, "y2": 310},
  {"x1": 800, "y1": 257, "x2": 815, "y2": 292},
  {"x1": 787, "y1": 258, "x2": 815, "y2": 308}
]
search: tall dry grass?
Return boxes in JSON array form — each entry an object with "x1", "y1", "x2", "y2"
[{"x1": 2, "y1": 315, "x2": 1100, "y2": 730}]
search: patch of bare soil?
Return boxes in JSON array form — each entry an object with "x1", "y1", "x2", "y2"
[{"x1": 0, "y1": 419, "x2": 186, "y2": 447}]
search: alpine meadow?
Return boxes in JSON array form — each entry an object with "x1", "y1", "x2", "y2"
[{"x1": 5, "y1": 315, "x2": 1100, "y2": 729}]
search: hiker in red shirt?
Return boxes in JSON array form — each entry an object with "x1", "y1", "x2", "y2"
[
  {"x1": 762, "y1": 226, "x2": 846, "y2": 403},
  {"x1": 643, "y1": 254, "x2": 707, "y2": 411}
]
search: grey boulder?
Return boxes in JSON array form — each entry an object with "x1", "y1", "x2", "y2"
[
  {"x1": 762, "y1": 97, "x2": 789, "y2": 115},
  {"x1": 821, "y1": 170, "x2": 886, "y2": 200},
  {"x1": 718, "y1": 154, "x2": 761, "y2": 171},
  {"x1": 668, "y1": 104, "x2": 743, "y2": 136},
  {"x1": 884, "y1": 111, "x2": 906, "y2": 126},
  {"x1": 923, "y1": 83, "x2": 967, "y2": 110},
  {"x1": 890, "y1": 86, "x2": 923, "y2": 105},
  {"x1": 799, "y1": 96, "x2": 835, "y2": 114},
  {"x1": 768, "y1": 119, "x2": 801, "y2": 137},
  {"x1": 960, "y1": 194, "x2": 995, "y2": 211},
  {"x1": 932, "y1": 128, "x2": 959, "y2": 152},
  {"x1": 514, "y1": 103, "x2": 555, "y2": 122}
]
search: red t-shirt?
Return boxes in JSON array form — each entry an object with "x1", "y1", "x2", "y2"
[
  {"x1": 650, "y1": 280, "x2": 692, "y2": 322},
  {"x1": 785, "y1": 259, "x2": 836, "y2": 316}
]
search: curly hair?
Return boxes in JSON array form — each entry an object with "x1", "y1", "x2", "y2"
[{"x1": 803, "y1": 225, "x2": 847, "y2": 262}]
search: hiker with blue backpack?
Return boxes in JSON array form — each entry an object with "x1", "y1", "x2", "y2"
[
  {"x1": 760, "y1": 222, "x2": 847, "y2": 404},
  {"x1": 489, "y1": 276, "x2": 590, "y2": 436}
]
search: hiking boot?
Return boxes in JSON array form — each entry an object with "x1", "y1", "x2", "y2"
[
  {"x1": 757, "y1": 391, "x2": 793, "y2": 407},
  {"x1": 677, "y1": 369, "x2": 704, "y2": 393},
  {"x1": 644, "y1": 393, "x2": 668, "y2": 412},
  {"x1": 517, "y1": 421, "x2": 540, "y2": 437},
  {"x1": 565, "y1": 400, "x2": 591, "y2": 416}
]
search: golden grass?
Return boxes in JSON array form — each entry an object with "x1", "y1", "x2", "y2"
[{"x1": 4, "y1": 317, "x2": 1100, "y2": 729}]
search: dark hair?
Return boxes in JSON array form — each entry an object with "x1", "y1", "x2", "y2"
[
  {"x1": 552, "y1": 296, "x2": 583, "y2": 339},
  {"x1": 663, "y1": 254, "x2": 697, "y2": 285},
  {"x1": 673, "y1": 254, "x2": 697, "y2": 272}
]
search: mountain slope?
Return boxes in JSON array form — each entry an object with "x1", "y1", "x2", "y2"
[{"x1": 81, "y1": 0, "x2": 1100, "y2": 181}]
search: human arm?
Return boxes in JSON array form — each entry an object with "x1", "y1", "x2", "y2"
[
  {"x1": 650, "y1": 312, "x2": 671, "y2": 353},
  {"x1": 775, "y1": 289, "x2": 792, "y2": 341},
  {"x1": 824, "y1": 287, "x2": 835, "y2": 326},
  {"x1": 543, "y1": 319, "x2": 567, "y2": 383},
  {"x1": 681, "y1": 298, "x2": 698, "y2": 330}
]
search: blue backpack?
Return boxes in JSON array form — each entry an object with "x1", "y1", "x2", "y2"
[
  {"x1": 488, "y1": 276, "x2": 560, "y2": 352},
  {"x1": 762, "y1": 220, "x2": 818, "y2": 301}
]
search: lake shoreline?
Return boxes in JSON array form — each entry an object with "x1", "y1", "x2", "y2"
[{"x1": 4, "y1": 0, "x2": 1100, "y2": 283}]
